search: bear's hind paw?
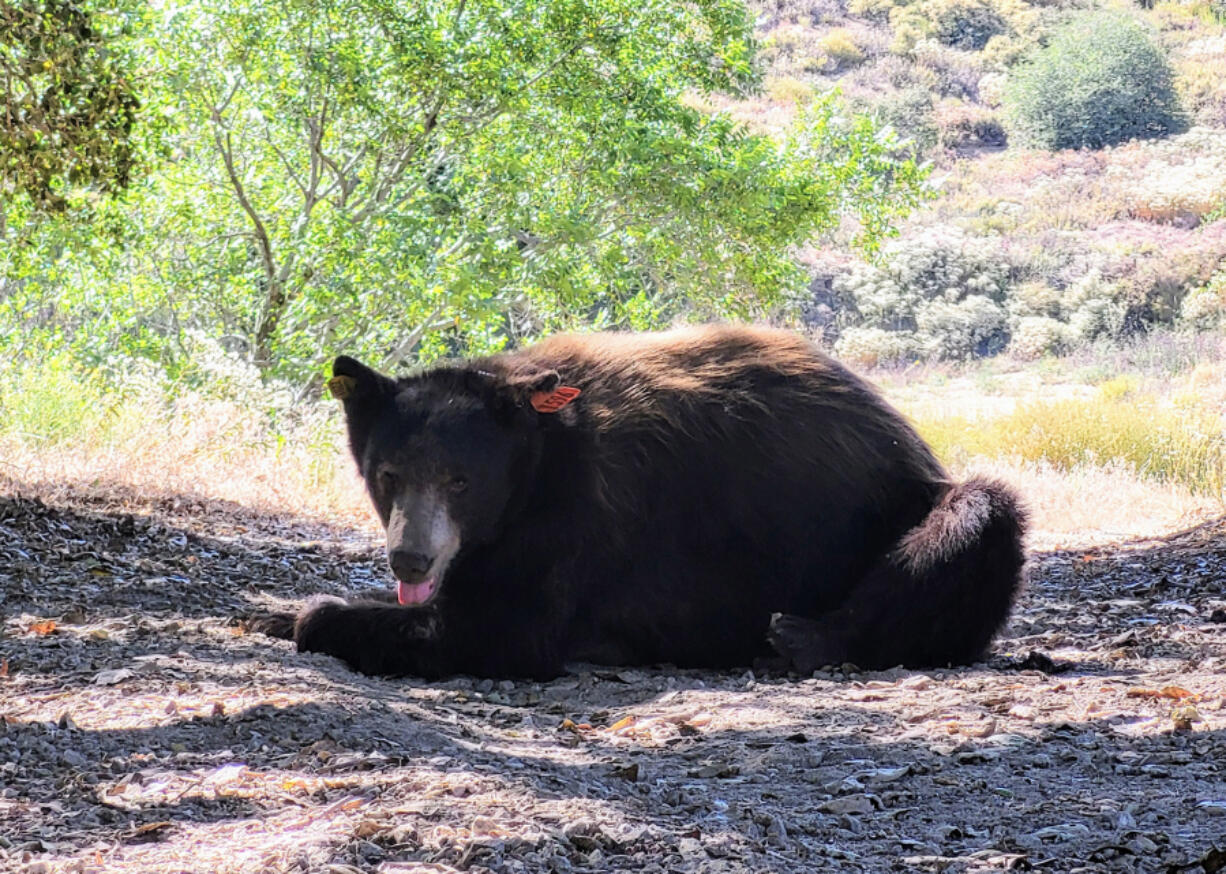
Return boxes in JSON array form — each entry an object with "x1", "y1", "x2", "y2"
[{"x1": 767, "y1": 612, "x2": 846, "y2": 675}]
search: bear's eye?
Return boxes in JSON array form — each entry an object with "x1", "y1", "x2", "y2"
[
  {"x1": 448, "y1": 476, "x2": 469, "y2": 494},
  {"x1": 377, "y1": 469, "x2": 400, "y2": 491}
]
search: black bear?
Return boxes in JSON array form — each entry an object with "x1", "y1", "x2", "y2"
[{"x1": 265, "y1": 325, "x2": 1026, "y2": 678}]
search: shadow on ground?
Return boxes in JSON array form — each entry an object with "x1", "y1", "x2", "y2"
[{"x1": 2, "y1": 480, "x2": 1225, "y2": 873}]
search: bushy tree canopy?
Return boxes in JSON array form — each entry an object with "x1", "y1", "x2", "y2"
[
  {"x1": 1004, "y1": 11, "x2": 1183, "y2": 151},
  {"x1": 0, "y1": 0, "x2": 140, "y2": 212},
  {"x1": 4, "y1": 0, "x2": 929, "y2": 384}
]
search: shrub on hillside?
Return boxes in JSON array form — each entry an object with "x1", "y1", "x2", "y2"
[
  {"x1": 1004, "y1": 11, "x2": 1184, "y2": 150},
  {"x1": 767, "y1": 76, "x2": 816, "y2": 105},
  {"x1": 1176, "y1": 54, "x2": 1226, "y2": 127},
  {"x1": 977, "y1": 70, "x2": 1007, "y2": 106},
  {"x1": 980, "y1": 33, "x2": 1030, "y2": 71},
  {"x1": 1008, "y1": 280, "x2": 1063, "y2": 319},
  {"x1": 848, "y1": 53, "x2": 940, "y2": 92},
  {"x1": 889, "y1": 3, "x2": 934, "y2": 54},
  {"x1": 834, "y1": 229, "x2": 1013, "y2": 359},
  {"x1": 1179, "y1": 272, "x2": 1226, "y2": 330},
  {"x1": 918, "y1": 295, "x2": 1010, "y2": 358},
  {"x1": 853, "y1": 85, "x2": 940, "y2": 154},
  {"x1": 912, "y1": 39, "x2": 985, "y2": 99},
  {"x1": 923, "y1": 0, "x2": 1008, "y2": 49},
  {"x1": 834, "y1": 326, "x2": 922, "y2": 366},
  {"x1": 1009, "y1": 316, "x2": 1075, "y2": 358},
  {"x1": 936, "y1": 99, "x2": 1006, "y2": 149},
  {"x1": 1063, "y1": 271, "x2": 1129, "y2": 341},
  {"x1": 1070, "y1": 297, "x2": 1128, "y2": 341},
  {"x1": 819, "y1": 29, "x2": 867, "y2": 69},
  {"x1": 849, "y1": 0, "x2": 898, "y2": 23}
]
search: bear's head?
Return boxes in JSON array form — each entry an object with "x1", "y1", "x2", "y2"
[{"x1": 328, "y1": 355, "x2": 575, "y2": 607}]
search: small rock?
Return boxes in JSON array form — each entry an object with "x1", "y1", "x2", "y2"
[
  {"x1": 677, "y1": 837, "x2": 703, "y2": 856},
  {"x1": 691, "y1": 763, "x2": 738, "y2": 779},
  {"x1": 820, "y1": 794, "x2": 875, "y2": 816},
  {"x1": 93, "y1": 668, "x2": 134, "y2": 686},
  {"x1": 955, "y1": 749, "x2": 999, "y2": 764},
  {"x1": 1126, "y1": 835, "x2": 1158, "y2": 854},
  {"x1": 1028, "y1": 823, "x2": 1092, "y2": 843},
  {"x1": 765, "y1": 815, "x2": 789, "y2": 848},
  {"x1": 610, "y1": 763, "x2": 639, "y2": 782},
  {"x1": 824, "y1": 776, "x2": 865, "y2": 794},
  {"x1": 857, "y1": 766, "x2": 909, "y2": 785}
]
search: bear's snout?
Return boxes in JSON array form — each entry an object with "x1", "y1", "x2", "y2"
[{"x1": 389, "y1": 549, "x2": 434, "y2": 583}]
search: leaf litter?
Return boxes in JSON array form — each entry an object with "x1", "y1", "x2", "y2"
[{"x1": 1, "y1": 479, "x2": 1224, "y2": 873}]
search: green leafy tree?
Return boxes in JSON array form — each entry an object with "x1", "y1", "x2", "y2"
[
  {"x1": 6, "y1": 0, "x2": 928, "y2": 385},
  {"x1": 1004, "y1": 11, "x2": 1184, "y2": 150},
  {"x1": 148, "y1": 0, "x2": 928, "y2": 377},
  {"x1": 0, "y1": 0, "x2": 141, "y2": 213}
]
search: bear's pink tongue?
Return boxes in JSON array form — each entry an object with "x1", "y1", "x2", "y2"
[{"x1": 397, "y1": 578, "x2": 436, "y2": 606}]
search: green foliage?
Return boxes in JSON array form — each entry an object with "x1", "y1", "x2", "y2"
[
  {"x1": 0, "y1": 0, "x2": 142, "y2": 212},
  {"x1": 855, "y1": 85, "x2": 939, "y2": 155},
  {"x1": 4, "y1": 0, "x2": 928, "y2": 385},
  {"x1": 834, "y1": 228, "x2": 1011, "y2": 360},
  {"x1": 923, "y1": 0, "x2": 1008, "y2": 50},
  {"x1": 1004, "y1": 11, "x2": 1184, "y2": 150},
  {"x1": 818, "y1": 29, "x2": 866, "y2": 68},
  {"x1": 1009, "y1": 315, "x2": 1073, "y2": 358},
  {"x1": 1180, "y1": 270, "x2": 1226, "y2": 331}
]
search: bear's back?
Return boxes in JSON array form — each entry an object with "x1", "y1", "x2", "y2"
[{"x1": 502, "y1": 325, "x2": 945, "y2": 488}]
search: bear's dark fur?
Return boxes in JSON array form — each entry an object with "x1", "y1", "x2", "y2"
[{"x1": 274, "y1": 325, "x2": 1026, "y2": 678}]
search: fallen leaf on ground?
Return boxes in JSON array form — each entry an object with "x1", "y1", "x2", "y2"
[
  {"x1": 606, "y1": 715, "x2": 635, "y2": 733},
  {"x1": 1126, "y1": 686, "x2": 1198, "y2": 701}
]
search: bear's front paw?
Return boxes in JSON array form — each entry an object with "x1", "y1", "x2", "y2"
[
  {"x1": 293, "y1": 600, "x2": 397, "y2": 675},
  {"x1": 241, "y1": 611, "x2": 298, "y2": 640},
  {"x1": 294, "y1": 600, "x2": 351, "y2": 656}
]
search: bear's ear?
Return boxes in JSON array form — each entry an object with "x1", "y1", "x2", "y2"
[
  {"x1": 328, "y1": 356, "x2": 396, "y2": 404},
  {"x1": 465, "y1": 367, "x2": 579, "y2": 420},
  {"x1": 329, "y1": 356, "x2": 397, "y2": 465}
]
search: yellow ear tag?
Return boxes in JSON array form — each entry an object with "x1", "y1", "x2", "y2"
[{"x1": 327, "y1": 375, "x2": 356, "y2": 399}]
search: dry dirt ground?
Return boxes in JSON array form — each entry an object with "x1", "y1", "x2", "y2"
[{"x1": 2, "y1": 478, "x2": 1225, "y2": 874}]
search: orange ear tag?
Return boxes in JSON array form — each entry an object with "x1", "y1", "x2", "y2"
[{"x1": 530, "y1": 385, "x2": 581, "y2": 413}]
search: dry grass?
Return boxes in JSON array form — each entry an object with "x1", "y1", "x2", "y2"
[
  {"x1": 3, "y1": 437, "x2": 377, "y2": 534},
  {"x1": 949, "y1": 458, "x2": 1219, "y2": 549},
  {"x1": 0, "y1": 361, "x2": 377, "y2": 532},
  {"x1": 871, "y1": 347, "x2": 1226, "y2": 545},
  {"x1": 5, "y1": 349, "x2": 1225, "y2": 553}
]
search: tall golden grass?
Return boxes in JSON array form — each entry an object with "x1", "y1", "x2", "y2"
[{"x1": 3, "y1": 352, "x2": 1222, "y2": 545}]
